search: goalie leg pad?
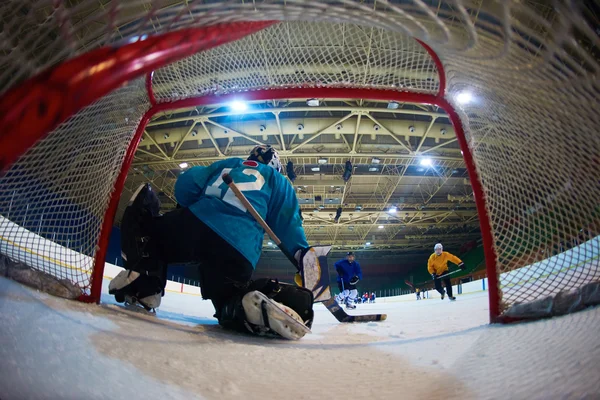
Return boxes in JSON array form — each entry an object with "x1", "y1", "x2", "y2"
[
  {"x1": 120, "y1": 184, "x2": 163, "y2": 274},
  {"x1": 215, "y1": 278, "x2": 314, "y2": 339},
  {"x1": 242, "y1": 290, "x2": 311, "y2": 340}
]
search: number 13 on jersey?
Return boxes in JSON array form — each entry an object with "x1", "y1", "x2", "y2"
[{"x1": 205, "y1": 168, "x2": 265, "y2": 211}]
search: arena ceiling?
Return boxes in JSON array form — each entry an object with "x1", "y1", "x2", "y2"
[{"x1": 122, "y1": 97, "x2": 482, "y2": 253}]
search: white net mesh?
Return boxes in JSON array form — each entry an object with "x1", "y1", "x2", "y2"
[
  {"x1": 0, "y1": 1, "x2": 598, "y2": 314},
  {"x1": 152, "y1": 21, "x2": 439, "y2": 100},
  {"x1": 0, "y1": 79, "x2": 149, "y2": 293}
]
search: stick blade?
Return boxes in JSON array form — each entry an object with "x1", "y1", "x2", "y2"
[{"x1": 322, "y1": 298, "x2": 387, "y2": 323}]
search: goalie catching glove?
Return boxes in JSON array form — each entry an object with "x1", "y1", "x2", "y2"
[
  {"x1": 217, "y1": 278, "x2": 314, "y2": 340},
  {"x1": 349, "y1": 275, "x2": 360, "y2": 285}
]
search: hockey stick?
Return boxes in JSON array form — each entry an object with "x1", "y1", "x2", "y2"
[
  {"x1": 435, "y1": 269, "x2": 463, "y2": 280},
  {"x1": 222, "y1": 173, "x2": 386, "y2": 323}
]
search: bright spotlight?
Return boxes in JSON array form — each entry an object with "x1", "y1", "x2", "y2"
[
  {"x1": 455, "y1": 91, "x2": 473, "y2": 104},
  {"x1": 178, "y1": 162, "x2": 189, "y2": 169},
  {"x1": 230, "y1": 101, "x2": 248, "y2": 111},
  {"x1": 365, "y1": 242, "x2": 371, "y2": 246},
  {"x1": 420, "y1": 158, "x2": 433, "y2": 167},
  {"x1": 378, "y1": 225, "x2": 384, "y2": 229},
  {"x1": 388, "y1": 206, "x2": 398, "y2": 213},
  {"x1": 267, "y1": 241, "x2": 273, "y2": 246}
]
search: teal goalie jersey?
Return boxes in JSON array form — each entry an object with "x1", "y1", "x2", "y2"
[{"x1": 174, "y1": 158, "x2": 308, "y2": 267}]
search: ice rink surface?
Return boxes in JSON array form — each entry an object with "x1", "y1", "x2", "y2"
[{"x1": 1, "y1": 276, "x2": 599, "y2": 400}]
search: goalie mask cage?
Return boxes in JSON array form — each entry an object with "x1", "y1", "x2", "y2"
[{"x1": 0, "y1": 1, "x2": 598, "y2": 322}]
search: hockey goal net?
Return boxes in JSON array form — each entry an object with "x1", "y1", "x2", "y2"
[{"x1": 0, "y1": 1, "x2": 598, "y2": 321}]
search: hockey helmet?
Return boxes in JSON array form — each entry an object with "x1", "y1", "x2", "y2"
[{"x1": 248, "y1": 145, "x2": 282, "y2": 173}]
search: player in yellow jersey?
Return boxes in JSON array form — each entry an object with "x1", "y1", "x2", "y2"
[{"x1": 427, "y1": 243, "x2": 466, "y2": 301}]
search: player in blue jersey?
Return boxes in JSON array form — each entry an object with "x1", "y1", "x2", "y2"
[
  {"x1": 334, "y1": 252, "x2": 362, "y2": 309},
  {"x1": 109, "y1": 145, "x2": 315, "y2": 339}
]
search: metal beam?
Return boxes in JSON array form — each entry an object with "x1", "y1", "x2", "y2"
[
  {"x1": 135, "y1": 148, "x2": 167, "y2": 160},
  {"x1": 147, "y1": 106, "x2": 448, "y2": 127},
  {"x1": 359, "y1": 163, "x2": 411, "y2": 239},
  {"x1": 351, "y1": 113, "x2": 362, "y2": 153},
  {"x1": 415, "y1": 117, "x2": 437, "y2": 153},
  {"x1": 274, "y1": 112, "x2": 286, "y2": 151},
  {"x1": 204, "y1": 119, "x2": 264, "y2": 146},
  {"x1": 143, "y1": 130, "x2": 169, "y2": 160},
  {"x1": 364, "y1": 113, "x2": 413, "y2": 154},
  {"x1": 291, "y1": 112, "x2": 356, "y2": 153},
  {"x1": 171, "y1": 122, "x2": 199, "y2": 158},
  {"x1": 421, "y1": 138, "x2": 458, "y2": 154},
  {"x1": 133, "y1": 152, "x2": 464, "y2": 167},
  {"x1": 199, "y1": 120, "x2": 224, "y2": 156},
  {"x1": 288, "y1": 179, "x2": 346, "y2": 186}
]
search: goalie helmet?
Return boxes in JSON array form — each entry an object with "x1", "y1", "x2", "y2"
[{"x1": 248, "y1": 145, "x2": 282, "y2": 173}]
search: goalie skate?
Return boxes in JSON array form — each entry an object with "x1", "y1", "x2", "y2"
[
  {"x1": 242, "y1": 290, "x2": 311, "y2": 340},
  {"x1": 120, "y1": 293, "x2": 158, "y2": 314}
]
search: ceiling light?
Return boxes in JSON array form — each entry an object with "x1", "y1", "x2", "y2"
[
  {"x1": 179, "y1": 162, "x2": 189, "y2": 169},
  {"x1": 378, "y1": 225, "x2": 384, "y2": 229},
  {"x1": 372, "y1": 157, "x2": 381, "y2": 164},
  {"x1": 307, "y1": 98, "x2": 320, "y2": 107},
  {"x1": 369, "y1": 167, "x2": 379, "y2": 172},
  {"x1": 455, "y1": 91, "x2": 473, "y2": 104},
  {"x1": 267, "y1": 241, "x2": 273, "y2": 245},
  {"x1": 420, "y1": 158, "x2": 433, "y2": 167},
  {"x1": 387, "y1": 101, "x2": 399, "y2": 109},
  {"x1": 318, "y1": 158, "x2": 328, "y2": 164},
  {"x1": 230, "y1": 100, "x2": 248, "y2": 111},
  {"x1": 388, "y1": 206, "x2": 397, "y2": 213},
  {"x1": 191, "y1": 130, "x2": 198, "y2": 137},
  {"x1": 366, "y1": 242, "x2": 371, "y2": 246},
  {"x1": 311, "y1": 167, "x2": 320, "y2": 172}
]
